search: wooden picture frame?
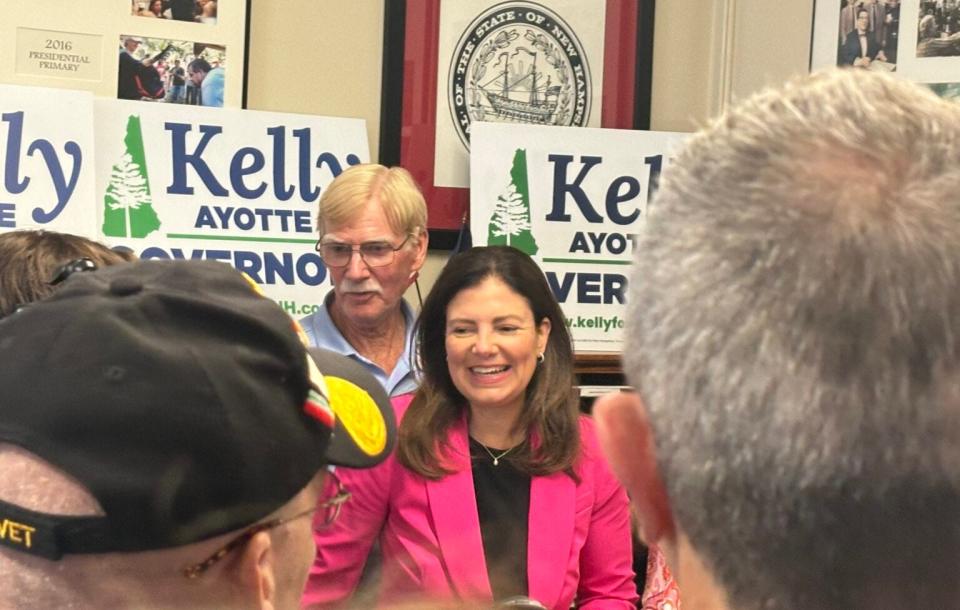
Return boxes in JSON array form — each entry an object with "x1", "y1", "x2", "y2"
[{"x1": 379, "y1": 0, "x2": 656, "y2": 249}]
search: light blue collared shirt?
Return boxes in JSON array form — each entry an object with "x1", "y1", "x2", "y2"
[{"x1": 299, "y1": 292, "x2": 419, "y2": 397}]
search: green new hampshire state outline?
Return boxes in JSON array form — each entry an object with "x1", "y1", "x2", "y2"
[
  {"x1": 102, "y1": 115, "x2": 161, "y2": 238},
  {"x1": 487, "y1": 148, "x2": 538, "y2": 255}
]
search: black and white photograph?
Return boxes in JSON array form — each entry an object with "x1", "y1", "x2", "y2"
[
  {"x1": 812, "y1": 1, "x2": 960, "y2": 88},
  {"x1": 916, "y1": 1, "x2": 960, "y2": 56},
  {"x1": 834, "y1": 0, "x2": 900, "y2": 70}
]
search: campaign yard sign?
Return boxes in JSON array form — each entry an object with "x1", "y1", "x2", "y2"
[
  {"x1": 470, "y1": 121, "x2": 688, "y2": 352},
  {"x1": 0, "y1": 84, "x2": 97, "y2": 236},
  {"x1": 94, "y1": 100, "x2": 369, "y2": 315}
]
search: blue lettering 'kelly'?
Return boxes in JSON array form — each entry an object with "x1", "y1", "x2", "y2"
[
  {"x1": 545, "y1": 154, "x2": 603, "y2": 223},
  {"x1": 165, "y1": 122, "x2": 229, "y2": 197},
  {"x1": 544, "y1": 154, "x2": 665, "y2": 227},
  {"x1": 165, "y1": 122, "x2": 363, "y2": 201},
  {"x1": 2, "y1": 111, "x2": 82, "y2": 224}
]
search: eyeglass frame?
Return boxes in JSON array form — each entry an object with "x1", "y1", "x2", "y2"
[
  {"x1": 181, "y1": 471, "x2": 351, "y2": 579},
  {"x1": 48, "y1": 257, "x2": 98, "y2": 286},
  {"x1": 314, "y1": 234, "x2": 414, "y2": 268}
]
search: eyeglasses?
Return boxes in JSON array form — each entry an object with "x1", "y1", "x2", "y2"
[
  {"x1": 181, "y1": 471, "x2": 351, "y2": 579},
  {"x1": 315, "y1": 235, "x2": 413, "y2": 268},
  {"x1": 48, "y1": 257, "x2": 97, "y2": 286}
]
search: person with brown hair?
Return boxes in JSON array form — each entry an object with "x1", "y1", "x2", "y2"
[
  {"x1": 0, "y1": 229, "x2": 126, "y2": 318},
  {"x1": 304, "y1": 246, "x2": 642, "y2": 609}
]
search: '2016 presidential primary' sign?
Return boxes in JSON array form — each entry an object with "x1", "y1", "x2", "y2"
[
  {"x1": 93, "y1": 100, "x2": 369, "y2": 315},
  {"x1": 0, "y1": 84, "x2": 97, "y2": 236},
  {"x1": 470, "y1": 121, "x2": 688, "y2": 352}
]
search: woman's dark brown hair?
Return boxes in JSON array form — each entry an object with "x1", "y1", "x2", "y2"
[
  {"x1": 398, "y1": 245, "x2": 580, "y2": 479},
  {"x1": 0, "y1": 230, "x2": 126, "y2": 317}
]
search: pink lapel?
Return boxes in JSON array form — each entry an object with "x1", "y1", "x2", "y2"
[
  {"x1": 527, "y1": 468, "x2": 576, "y2": 609},
  {"x1": 425, "y1": 415, "x2": 493, "y2": 601}
]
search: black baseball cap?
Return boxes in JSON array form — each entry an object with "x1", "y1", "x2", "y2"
[{"x1": 0, "y1": 260, "x2": 395, "y2": 560}]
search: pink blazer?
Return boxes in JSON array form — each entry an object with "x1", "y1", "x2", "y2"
[{"x1": 303, "y1": 394, "x2": 639, "y2": 609}]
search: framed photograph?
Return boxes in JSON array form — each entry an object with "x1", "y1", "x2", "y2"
[
  {"x1": 0, "y1": 0, "x2": 250, "y2": 108},
  {"x1": 130, "y1": 0, "x2": 219, "y2": 25},
  {"x1": 811, "y1": 1, "x2": 960, "y2": 90},
  {"x1": 380, "y1": 0, "x2": 655, "y2": 247},
  {"x1": 117, "y1": 35, "x2": 229, "y2": 107}
]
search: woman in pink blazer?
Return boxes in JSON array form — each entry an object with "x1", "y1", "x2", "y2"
[{"x1": 303, "y1": 246, "x2": 639, "y2": 609}]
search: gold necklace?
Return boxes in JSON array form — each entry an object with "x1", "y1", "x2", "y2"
[{"x1": 477, "y1": 442, "x2": 517, "y2": 466}]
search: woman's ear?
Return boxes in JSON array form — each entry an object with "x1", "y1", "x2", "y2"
[{"x1": 536, "y1": 317, "x2": 552, "y2": 355}]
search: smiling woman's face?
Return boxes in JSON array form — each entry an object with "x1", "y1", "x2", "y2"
[{"x1": 444, "y1": 275, "x2": 550, "y2": 419}]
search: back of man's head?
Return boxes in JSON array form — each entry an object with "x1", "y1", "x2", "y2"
[
  {"x1": 0, "y1": 260, "x2": 395, "y2": 609},
  {"x1": 603, "y1": 69, "x2": 960, "y2": 609}
]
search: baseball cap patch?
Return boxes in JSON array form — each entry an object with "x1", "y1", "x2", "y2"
[
  {"x1": 306, "y1": 347, "x2": 396, "y2": 468},
  {"x1": 325, "y1": 376, "x2": 388, "y2": 457}
]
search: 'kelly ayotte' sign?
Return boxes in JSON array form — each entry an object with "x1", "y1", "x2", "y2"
[
  {"x1": 0, "y1": 84, "x2": 97, "y2": 236},
  {"x1": 470, "y1": 121, "x2": 688, "y2": 352},
  {"x1": 94, "y1": 100, "x2": 369, "y2": 315}
]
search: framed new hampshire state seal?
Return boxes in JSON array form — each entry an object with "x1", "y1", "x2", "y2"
[{"x1": 379, "y1": 0, "x2": 654, "y2": 243}]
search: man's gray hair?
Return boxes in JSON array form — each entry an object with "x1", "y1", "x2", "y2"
[{"x1": 627, "y1": 68, "x2": 960, "y2": 608}]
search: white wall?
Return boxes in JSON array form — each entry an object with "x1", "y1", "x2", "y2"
[
  {"x1": 247, "y1": 0, "x2": 385, "y2": 160},
  {"x1": 650, "y1": 0, "x2": 814, "y2": 131},
  {"x1": 246, "y1": 0, "x2": 817, "y2": 296}
]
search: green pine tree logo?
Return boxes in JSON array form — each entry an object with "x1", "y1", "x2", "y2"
[
  {"x1": 102, "y1": 115, "x2": 161, "y2": 238},
  {"x1": 487, "y1": 148, "x2": 538, "y2": 255}
]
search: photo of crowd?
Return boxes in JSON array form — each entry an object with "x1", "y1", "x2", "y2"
[
  {"x1": 130, "y1": 0, "x2": 218, "y2": 25},
  {"x1": 835, "y1": 0, "x2": 900, "y2": 69},
  {"x1": 917, "y1": 0, "x2": 960, "y2": 56},
  {"x1": 117, "y1": 35, "x2": 226, "y2": 107}
]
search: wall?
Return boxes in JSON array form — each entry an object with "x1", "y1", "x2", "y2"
[
  {"x1": 245, "y1": 0, "x2": 817, "y2": 298},
  {"x1": 246, "y1": 0, "x2": 385, "y2": 160},
  {"x1": 650, "y1": 0, "x2": 814, "y2": 131}
]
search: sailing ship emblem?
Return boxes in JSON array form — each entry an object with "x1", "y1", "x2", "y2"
[
  {"x1": 483, "y1": 48, "x2": 561, "y2": 123},
  {"x1": 448, "y1": 1, "x2": 591, "y2": 149}
]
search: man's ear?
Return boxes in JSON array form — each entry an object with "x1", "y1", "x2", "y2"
[
  {"x1": 593, "y1": 390, "x2": 675, "y2": 545},
  {"x1": 236, "y1": 531, "x2": 276, "y2": 610},
  {"x1": 412, "y1": 229, "x2": 429, "y2": 272}
]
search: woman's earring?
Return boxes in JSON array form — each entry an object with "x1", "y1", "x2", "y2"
[{"x1": 536, "y1": 352, "x2": 545, "y2": 364}]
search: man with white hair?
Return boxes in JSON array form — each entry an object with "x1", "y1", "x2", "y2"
[
  {"x1": 301, "y1": 164, "x2": 429, "y2": 398},
  {"x1": 0, "y1": 259, "x2": 395, "y2": 609},
  {"x1": 594, "y1": 69, "x2": 960, "y2": 609},
  {"x1": 117, "y1": 36, "x2": 156, "y2": 100}
]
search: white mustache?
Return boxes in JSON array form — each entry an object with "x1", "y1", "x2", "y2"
[{"x1": 339, "y1": 277, "x2": 382, "y2": 295}]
